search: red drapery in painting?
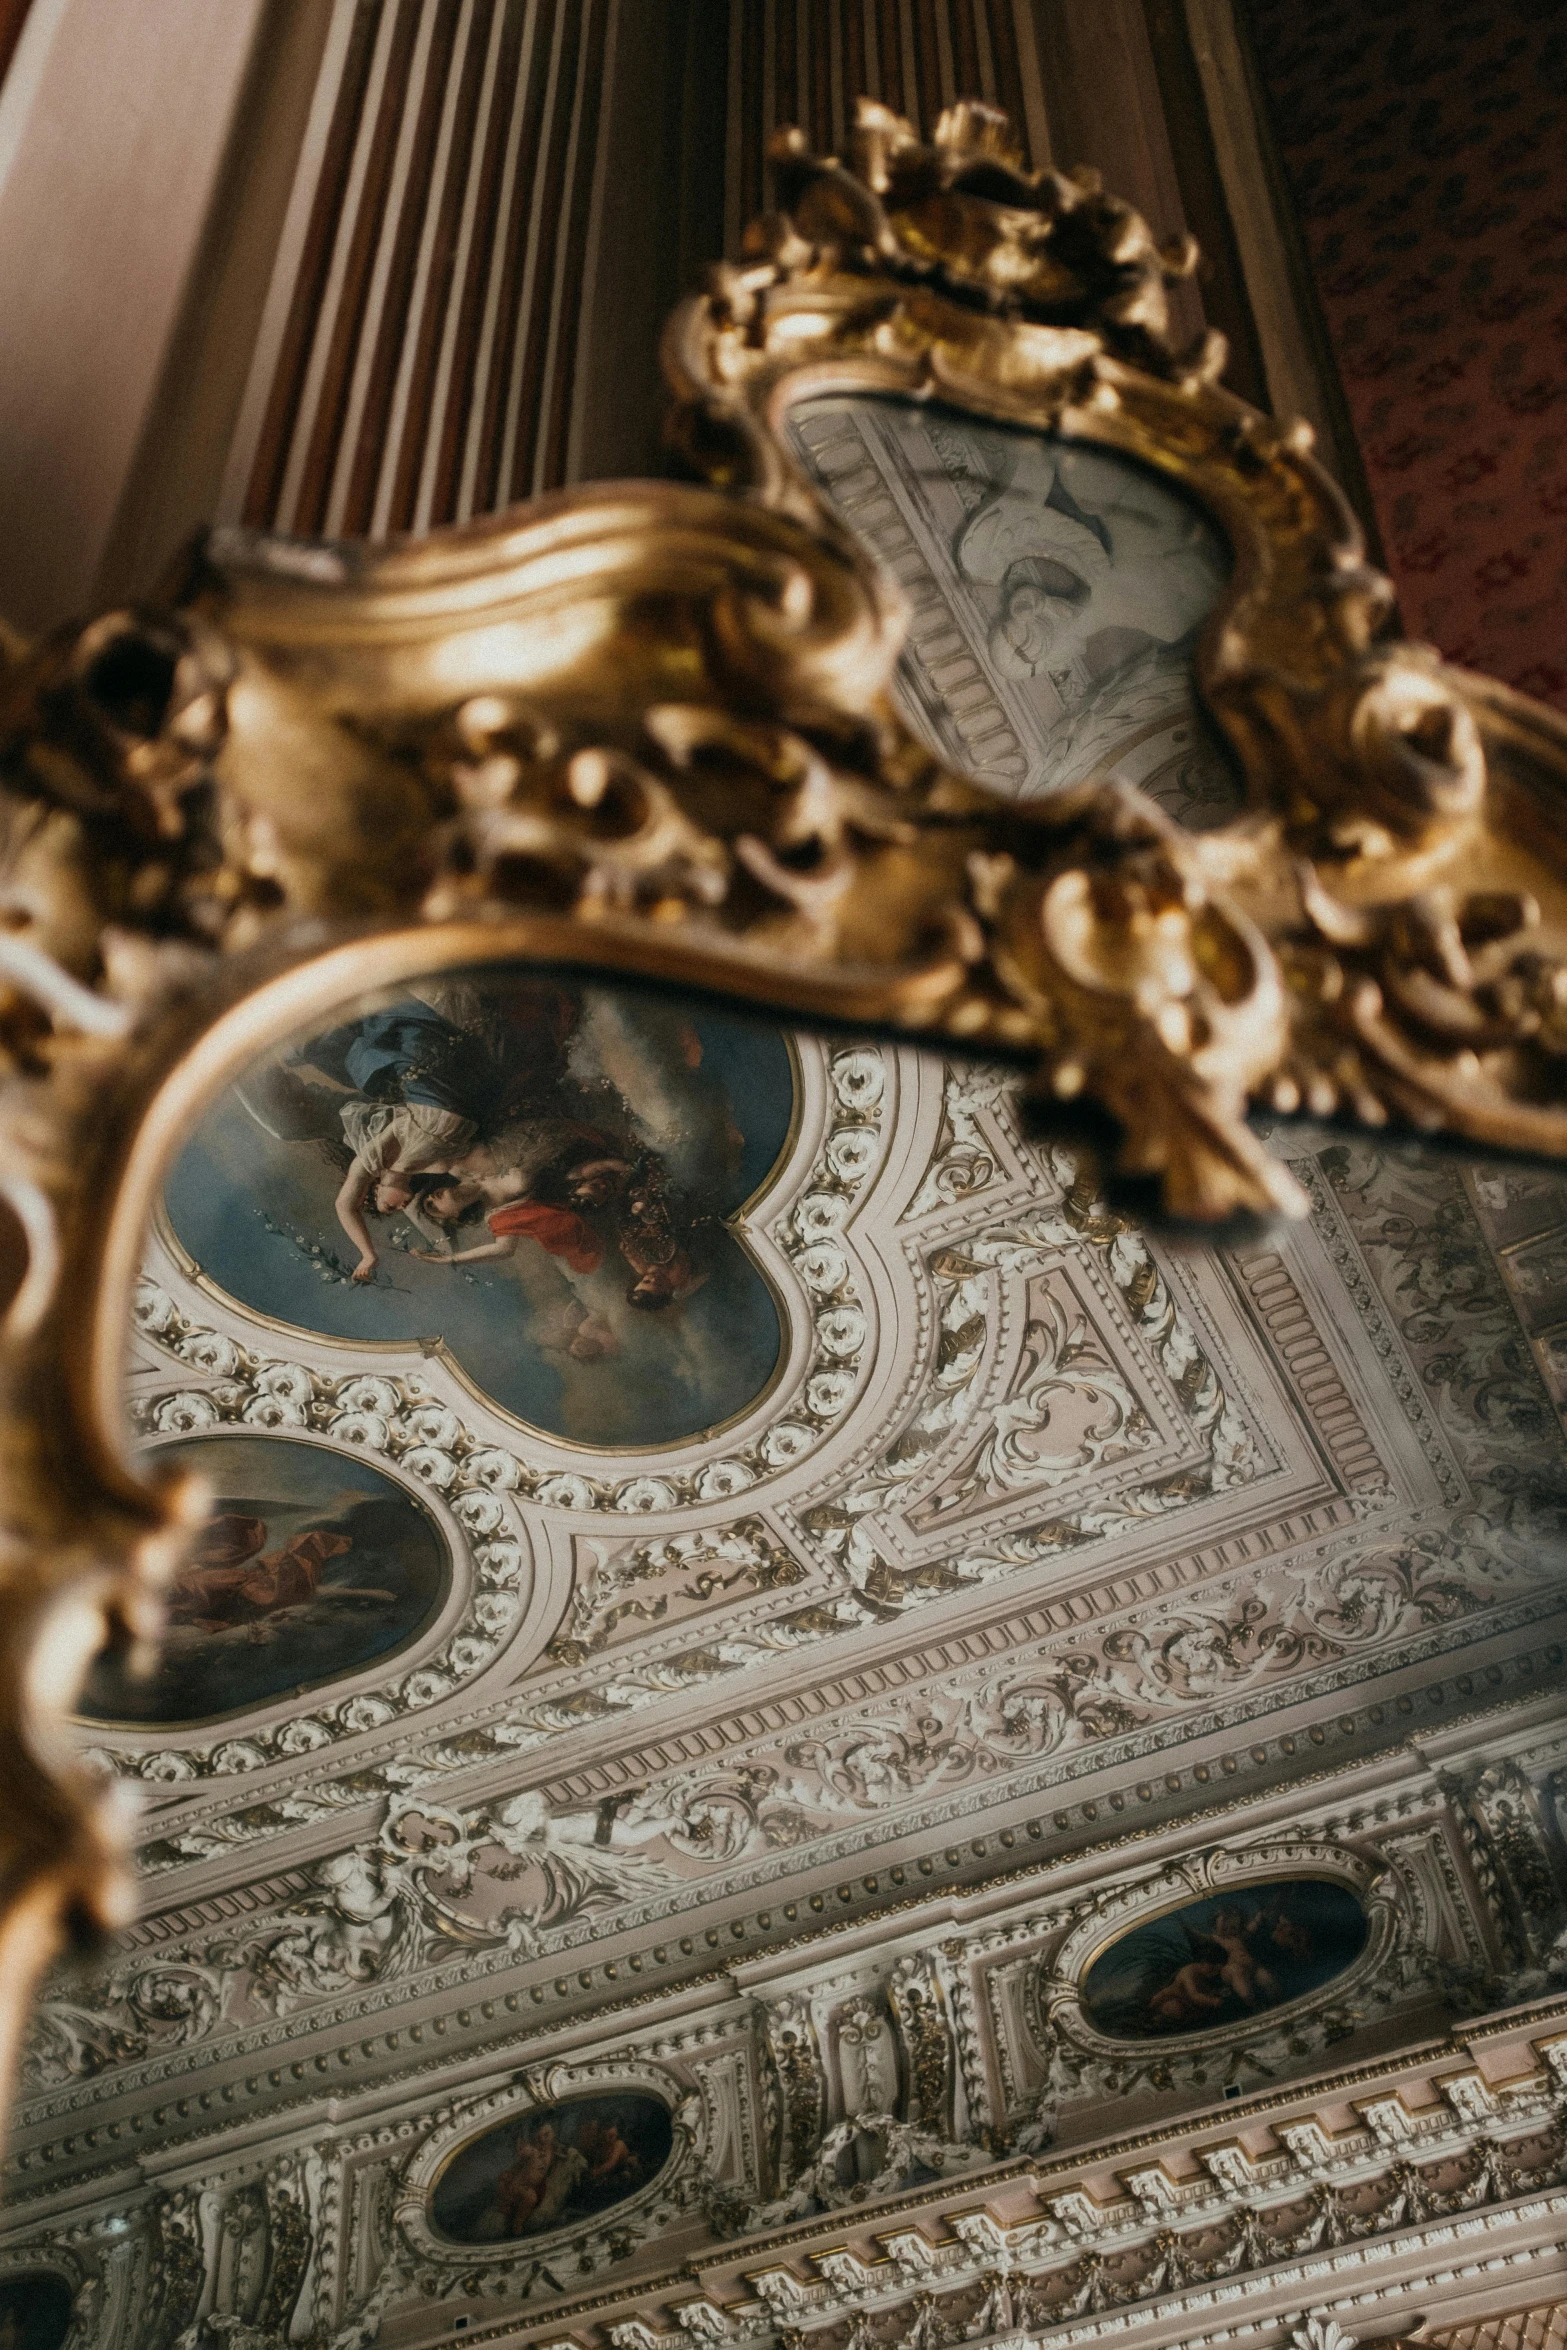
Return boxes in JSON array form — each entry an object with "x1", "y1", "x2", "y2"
[{"x1": 1245, "y1": 0, "x2": 1567, "y2": 713}]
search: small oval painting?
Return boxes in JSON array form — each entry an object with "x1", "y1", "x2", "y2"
[
  {"x1": 431, "y1": 2094, "x2": 673, "y2": 2244},
  {"x1": 0, "y1": 2274, "x2": 74, "y2": 2350},
  {"x1": 79, "y1": 1434, "x2": 448, "y2": 1726},
  {"x1": 161, "y1": 968, "x2": 795, "y2": 1448},
  {"x1": 1081, "y1": 1878, "x2": 1369, "y2": 2040}
]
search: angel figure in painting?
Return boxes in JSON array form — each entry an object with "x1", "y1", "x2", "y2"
[
  {"x1": 233, "y1": 978, "x2": 579, "y2": 1283},
  {"x1": 239, "y1": 979, "x2": 710, "y2": 1303},
  {"x1": 435, "y1": 2095, "x2": 672, "y2": 2245},
  {"x1": 1080, "y1": 1882, "x2": 1366, "y2": 2042},
  {"x1": 407, "y1": 1126, "x2": 705, "y2": 1310}
]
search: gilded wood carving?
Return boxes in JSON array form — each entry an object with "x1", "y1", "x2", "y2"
[{"x1": 0, "y1": 95, "x2": 1564, "y2": 2124}]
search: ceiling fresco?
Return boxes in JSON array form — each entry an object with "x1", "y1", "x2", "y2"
[
  {"x1": 1077, "y1": 1876, "x2": 1369, "y2": 2041},
  {"x1": 162, "y1": 974, "x2": 795, "y2": 1448},
  {"x1": 785, "y1": 401, "x2": 1246, "y2": 828},
  {"x1": 81, "y1": 1435, "x2": 450, "y2": 1728},
  {"x1": 9, "y1": 953, "x2": 1564, "y2": 2350}
]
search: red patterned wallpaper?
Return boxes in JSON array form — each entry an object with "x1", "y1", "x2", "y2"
[{"x1": 1245, "y1": 0, "x2": 1567, "y2": 711}]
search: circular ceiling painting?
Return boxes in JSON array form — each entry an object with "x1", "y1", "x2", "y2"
[
  {"x1": 161, "y1": 970, "x2": 796, "y2": 1448},
  {"x1": 1080, "y1": 1877, "x2": 1369, "y2": 2039},
  {"x1": 80, "y1": 1433, "x2": 449, "y2": 1726},
  {"x1": 431, "y1": 2094, "x2": 674, "y2": 2244}
]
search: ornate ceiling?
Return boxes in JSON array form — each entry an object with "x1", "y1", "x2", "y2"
[
  {"x1": 0, "y1": 45, "x2": 1563, "y2": 2350},
  {"x1": 3, "y1": 964, "x2": 1567, "y2": 2350}
]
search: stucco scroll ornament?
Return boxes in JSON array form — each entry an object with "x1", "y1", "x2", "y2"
[{"x1": 0, "y1": 91, "x2": 1565, "y2": 2143}]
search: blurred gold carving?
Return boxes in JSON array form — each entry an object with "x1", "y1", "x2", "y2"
[
  {"x1": 663, "y1": 96, "x2": 1567, "y2": 1194},
  {"x1": 0, "y1": 97, "x2": 1561, "y2": 2115}
]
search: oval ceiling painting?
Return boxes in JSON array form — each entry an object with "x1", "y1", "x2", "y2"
[
  {"x1": 161, "y1": 970, "x2": 795, "y2": 1448},
  {"x1": 431, "y1": 2094, "x2": 674, "y2": 2244},
  {"x1": 80, "y1": 1434, "x2": 448, "y2": 1726},
  {"x1": 1081, "y1": 1878, "x2": 1370, "y2": 2040},
  {"x1": 0, "y1": 2273, "x2": 74, "y2": 2350}
]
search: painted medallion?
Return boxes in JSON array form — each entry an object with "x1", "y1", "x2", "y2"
[
  {"x1": 431, "y1": 2095, "x2": 674, "y2": 2244},
  {"x1": 80, "y1": 1435, "x2": 448, "y2": 1726},
  {"x1": 161, "y1": 972, "x2": 796, "y2": 1447},
  {"x1": 0, "y1": 2276, "x2": 73, "y2": 2350},
  {"x1": 790, "y1": 397, "x2": 1241, "y2": 828},
  {"x1": 1080, "y1": 1878, "x2": 1369, "y2": 2039}
]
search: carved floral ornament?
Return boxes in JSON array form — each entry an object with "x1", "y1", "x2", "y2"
[{"x1": 0, "y1": 88, "x2": 1561, "y2": 2126}]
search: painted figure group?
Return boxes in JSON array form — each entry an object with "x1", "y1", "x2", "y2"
[
  {"x1": 460, "y1": 2111, "x2": 648, "y2": 2242},
  {"x1": 1140, "y1": 1901, "x2": 1315, "y2": 2027},
  {"x1": 244, "y1": 980, "x2": 703, "y2": 1323}
]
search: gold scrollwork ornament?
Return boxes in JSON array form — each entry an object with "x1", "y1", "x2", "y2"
[{"x1": 662, "y1": 95, "x2": 1567, "y2": 1202}]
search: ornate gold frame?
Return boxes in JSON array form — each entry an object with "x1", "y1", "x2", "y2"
[{"x1": 0, "y1": 94, "x2": 1565, "y2": 2125}]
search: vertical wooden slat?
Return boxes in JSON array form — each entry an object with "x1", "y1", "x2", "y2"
[
  {"x1": 737, "y1": 0, "x2": 766, "y2": 237},
  {"x1": 230, "y1": 0, "x2": 637, "y2": 534},
  {"x1": 470, "y1": 0, "x2": 555, "y2": 511},
  {"x1": 857, "y1": 0, "x2": 879, "y2": 101},
  {"x1": 875, "y1": 0, "x2": 904, "y2": 116},
  {"x1": 241, "y1": 0, "x2": 383, "y2": 527},
  {"x1": 291, "y1": 0, "x2": 420, "y2": 533},
  {"x1": 985, "y1": 0, "x2": 1028, "y2": 151},
  {"x1": 845, "y1": 0, "x2": 870, "y2": 137},
  {"x1": 415, "y1": 0, "x2": 507, "y2": 525},
  {"x1": 386, "y1": 0, "x2": 494, "y2": 530},
  {"x1": 232, "y1": 0, "x2": 1073, "y2": 541},
  {"x1": 826, "y1": 0, "x2": 846, "y2": 152},
  {"x1": 499, "y1": 0, "x2": 582, "y2": 501},
  {"x1": 340, "y1": 0, "x2": 461, "y2": 532},
  {"x1": 950, "y1": 0, "x2": 981, "y2": 103},
  {"x1": 810, "y1": 0, "x2": 834, "y2": 152},
  {"x1": 535, "y1": 0, "x2": 611, "y2": 491}
]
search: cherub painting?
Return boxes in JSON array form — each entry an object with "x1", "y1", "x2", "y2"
[
  {"x1": 1081, "y1": 1879, "x2": 1368, "y2": 2040},
  {"x1": 80, "y1": 1435, "x2": 448, "y2": 1725},
  {"x1": 161, "y1": 971, "x2": 796, "y2": 1447},
  {"x1": 431, "y1": 2094, "x2": 673, "y2": 2244}
]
